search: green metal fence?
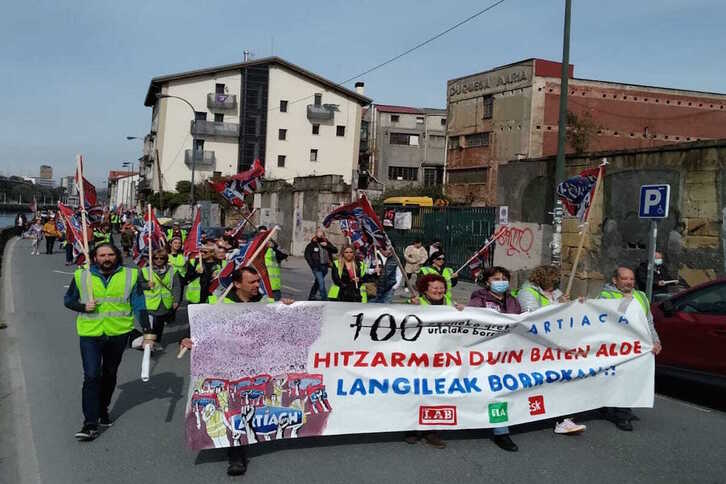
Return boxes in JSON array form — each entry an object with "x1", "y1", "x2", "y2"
[{"x1": 384, "y1": 206, "x2": 497, "y2": 281}]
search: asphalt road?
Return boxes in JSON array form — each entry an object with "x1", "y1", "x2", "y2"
[{"x1": 1, "y1": 237, "x2": 726, "y2": 484}]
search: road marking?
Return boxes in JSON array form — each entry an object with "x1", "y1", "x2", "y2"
[
  {"x1": 656, "y1": 394, "x2": 712, "y2": 413},
  {"x1": 63, "y1": 285, "x2": 69, "y2": 288},
  {"x1": 282, "y1": 285, "x2": 302, "y2": 294},
  {"x1": 53, "y1": 270, "x2": 75, "y2": 275}
]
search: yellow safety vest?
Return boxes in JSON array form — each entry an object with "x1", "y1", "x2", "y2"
[
  {"x1": 419, "y1": 266, "x2": 455, "y2": 300},
  {"x1": 168, "y1": 253, "x2": 186, "y2": 277},
  {"x1": 185, "y1": 259, "x2": 201, "y2": 303},
  {"x1": 328, "y1": 260, "x2": 368, "y2": 303},
  {"x1": 265, "y1": 248, "x2": 281, "y2": 291},
  {"x1": 526, "y1": 286, "x2": 550, "y2": 308},
  {"x1": 75, "y1": 267, "x2": 138, "y2": 337},
  {"x1": 599, "y1": 289, "x2": 650, "y2": 315},
  {"x1": 143, "y1": 266, "x2": 175, "y2": 311},
  {"x1": 417, "y1": 294, "x2": 453, "y2": 306}
]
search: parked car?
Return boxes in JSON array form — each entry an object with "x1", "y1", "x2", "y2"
[{"x1": 652, "y1": 278, "x2": 726, "y2": 387}]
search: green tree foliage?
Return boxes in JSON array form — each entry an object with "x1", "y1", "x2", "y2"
[{"x1": 566, "y1": 111, "x2": 600, "y2": 154}]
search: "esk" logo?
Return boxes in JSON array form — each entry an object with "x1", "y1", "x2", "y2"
[{"x1": 528, "y1": 395, "x2": 545, "y2": 416}]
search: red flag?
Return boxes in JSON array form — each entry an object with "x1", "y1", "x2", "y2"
[
  {"x1": 556, "y1": 166, "x2": 603, "y2": 222},
  {"x1": 183, "y1": 207, "x2": 202, "y2": 258},
  {"x1": 209, "y1": 230, "x2": 273, "y2": 296},
  {"x1": 57, "y1": 201, "x2": 89, "y2": 265},
  {"x1": 208, "y1": 159, "x2": 264, "y2": 207},
  {"x1": 75, "y1": 156, "x2": 98, "y2": 208},
  {"x1": 133, "y1": 208, "x2": 166, "y2": 266}
]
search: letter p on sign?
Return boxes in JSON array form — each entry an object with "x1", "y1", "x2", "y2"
[{"x1": 639, "y1": 184, "x2": 670, "y2": 219}]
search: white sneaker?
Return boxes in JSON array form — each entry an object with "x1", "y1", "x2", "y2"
[
  {"x1": 554, "y1": 418, "x2": 586, "y2": 434},
  {"x1": 131, "y1": 336, "x2": 144, "y2": 350}
]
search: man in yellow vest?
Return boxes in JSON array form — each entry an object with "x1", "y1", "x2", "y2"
[
  {"x1": 181, "y1": 266, "x2": 293, "y2": 476},
  {"x1": 132, "y1": 248, "x2": 182, "y2": 351},
  {"x1": 599, "y1": 266, "x2": 662, "y2": 432},
  {"x1": 63, "y1": 243, "x2": 148, "y2": 442},
  {"x1": 166, "y1": 221, "x2": 187, "y2": 243}
]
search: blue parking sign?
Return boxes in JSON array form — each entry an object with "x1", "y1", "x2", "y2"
[{"x1": 639, "y1": 184, "x2": 670, "y2": 218}]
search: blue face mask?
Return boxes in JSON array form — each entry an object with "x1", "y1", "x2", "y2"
[{"x1": 490, "y1": 280, "x2": 509, "y2": 294}]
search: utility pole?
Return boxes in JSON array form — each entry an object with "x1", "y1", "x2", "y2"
[{"x1": 552, "y1": 0, "x2": 572, "y2": 267}]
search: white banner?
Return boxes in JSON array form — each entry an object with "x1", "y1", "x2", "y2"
[{"x1": 185, "y1": 300, "x2": 654, "y2": 450}]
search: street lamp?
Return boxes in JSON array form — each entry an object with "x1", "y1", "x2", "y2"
[{"x1": 156, "y1": 93, "x2": 199, "y2": 207}]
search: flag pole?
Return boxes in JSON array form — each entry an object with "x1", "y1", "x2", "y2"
[
  {"x1": 216, "y1": 226, "x2": 279, "y2": 304},
  {"x1": 76, "y1": 154, "x2": 93, "y2": 303},
  {"x1": 147, "y1": 203, "x2": 154, "y2": 289},
  {"x1": 453, "y1": 227, "x2": 507, "y2": 275},
  {"x1": 233, "y1": 207, "x2": 257, "y2": 238},
  {"x1": 564, "y1": 159, "x2": 607, "y2": 297}
]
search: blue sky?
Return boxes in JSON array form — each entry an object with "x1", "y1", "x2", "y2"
[{"x1": 1, "y1": 0, "x2": 723, "y2": 186}]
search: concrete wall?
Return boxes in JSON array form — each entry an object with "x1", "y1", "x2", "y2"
[
  {"x1": 492, "y1": 222, "x2": 552, "y2": 288},
  {"x1": 155, "y1": 71, "x2": 242, "y2": 191},
  {"x1": 253, "y1": 175, "x2": 351, "y2": 256},
  {"x1": 266, "y1": 66, "x2": 362, "y2": 184},
  {"x1": 498, "y1": 140, "x2": 726, "y2": 295}
]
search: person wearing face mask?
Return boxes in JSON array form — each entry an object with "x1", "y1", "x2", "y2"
[
  {"x1": 635, "y1": 251, "x2": 674, "y2": 298},
  {"x1": 418, "y1": 251, "x2": 458, "y2": 301},
  {"x1": 467, "y1": 266, "x2": 521, "y2": 452}
]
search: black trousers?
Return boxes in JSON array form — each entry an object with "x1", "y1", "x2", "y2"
[
  {"x1": 228, "y1": 446, "x2": 246, "y2": 464},
  {"x1": 150, "y1": 312, "x2": 175, "y2": 344},
  {"x1": 79, "y1": 333, "x2": 129, "y2": 425},
  {"x1": 45, "y1": 236, "x2": 56, "y2": 254}
]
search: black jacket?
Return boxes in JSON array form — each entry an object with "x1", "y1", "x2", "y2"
[
  {"x1": 304, "y1": 239, "x2": 338, "y2": 270},
  {"x1": 376, "y1": 256, "x2": 398, "y2": 294}
]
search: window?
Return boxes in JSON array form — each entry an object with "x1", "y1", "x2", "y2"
[
  {"x1": 193, "y1": 139, "x2": 205, "y2": 152},
  {"x1": 336, "y1": 125, "x2": 345, "y2": 136},
  {"x1": 388, "y1": 166, "x2": 418, "y2": 181},
  {"x1": 390, "y1": 132, "x2": 419, "y2": 146},
  {"x1": 215, "y1": 83, "x2": 225, "y2": 94},
  {"x1": 312, "y1": 124, "x2": 320, "y2": 135},
  {"x1": 674, "y1": 283, "x2": 726, "y2": 314},
  {"x1": 310, "y1": 149, "x2": 318, "y2": 161},
  {"x1": 314, "y1": 93, "x2": 322, "y2": 106},
  {"x1": 278, "y1": 129, "x2": 287, "y2": 140},
  {"x1": 214, "y1": 113, "x2": 224, "y2": 123},
  {"x1": 424, "y1": 168, "x2": 444, "y2": 187},
  {"x1": 416, "y1": 116, "x2": 424, "y2": 124},
  {"x1": 280, "y1": 100, "x2": 288, "y2": 112},
  {"x1": 277, "y1": 155, "x2": 286, "y2": 167},
  {"x1": 194, "y1": 111, "x2": 207, "y2": 121},
  {"x1": 391, "y1": 114, "x2": 400, "y2": 122},
  {"x1": 465, "y1": 132, "x2": 490, "y2": 148},
  {"x1": 441, "y1": 118, "x2": 447, "y2": 126},
  {"x1": 448, "y1": 137, "x2": 460, "y2": 150},
  {"x1": 483, "y1": 95, "x2": 494, "y2": 119},
  {"x1": 447, "y1": 168, "x2": 488, "y2": 184}
]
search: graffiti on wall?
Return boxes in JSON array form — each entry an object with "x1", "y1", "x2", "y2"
[{"x1": 495, "y1": 225, "x2": 534, "y2": 257}]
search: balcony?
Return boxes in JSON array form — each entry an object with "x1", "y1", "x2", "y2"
[
  {"x1": 191, "y1": 120, "x2": 240, "y2": 138},
  {"x1": 207, "y1": 93, "x2": 238, "y2": 110},
  {"x1": 184, "y1": 149, "x2": 216, "y2": 169},
  {"x1": 307, "y1": 104, "x2": 337, "y2": 121}
]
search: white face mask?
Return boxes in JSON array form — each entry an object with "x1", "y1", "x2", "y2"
[{"x1": 654, "y1": 258, "x2": 663, "y2": 266}]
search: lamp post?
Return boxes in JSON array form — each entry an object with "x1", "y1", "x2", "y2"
[{"x1": 156, "y1": 93, "x2": 199, "y2": 207}]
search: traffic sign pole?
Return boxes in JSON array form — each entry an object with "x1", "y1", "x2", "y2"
[{"x1": 645, "y1": 220, "x2": 658, "y2": 302}]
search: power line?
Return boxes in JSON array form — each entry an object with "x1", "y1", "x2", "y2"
[{"x1": 269, "y1": 0, "x2": 507, "y2": 113}]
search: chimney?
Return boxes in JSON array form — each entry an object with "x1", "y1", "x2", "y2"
[{"x1": 355, "y1": 82, "x2": 365, "y2": 95}]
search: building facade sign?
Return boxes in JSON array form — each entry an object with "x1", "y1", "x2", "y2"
[{"x1": 447, "y1": 64, "x2": 533, "y2": 102}]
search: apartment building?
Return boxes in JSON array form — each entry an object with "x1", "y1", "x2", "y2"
[
  {"x1": 446, "y1": 58, "x2": 726, "y2": 205},
  {"x1": 362, "y1": 104, "x2": 446, "y2": 190},
  {"x1": 141, "y1": 57, "x2": 371, "y2": 194}
]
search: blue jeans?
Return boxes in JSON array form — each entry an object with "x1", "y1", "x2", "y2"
[
  {"x1": 79, "y1": 333, "x2": 129, "y2": 425},
  {"x1": 373, "y1": 288, "x2": 394, "y2": 303},
  {"x1": 308, "y1": 269, "x2": 328, "y2": 301},
  {"x1": 493, "y1": 426, "x2": 510, "y2": 436}
]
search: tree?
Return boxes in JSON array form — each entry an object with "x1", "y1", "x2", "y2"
[{"x1": 566, "y1": 111, "x2": 600, "y2": 154}]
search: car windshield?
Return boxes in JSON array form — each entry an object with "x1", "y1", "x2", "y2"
[{"x1": 673, "y1": 282, "x2": 726, "y2": 315}]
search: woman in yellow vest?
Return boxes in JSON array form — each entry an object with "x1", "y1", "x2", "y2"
[
  {"x1": 167, "y1": 237, "x2": 187, "y2": 279},
  {"x1": 135, "y1": 248, "x2": 181, "y2": 350},
  {"x1": 63, "y1": 243, "x2": 148, "y2": 441},
  {"x1": 516, "y1": 265, "x2": 586, "y2": 435},
  {"x1": 418, "y1": 251, "x2": 458, "y2": 301},
  {"x1": 328, "y1": 245, "x2": 377, "y2": 302}
]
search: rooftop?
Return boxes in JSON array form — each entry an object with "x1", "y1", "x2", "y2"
[{"x1": 144, "y1": 56, "x2": 372, "y2": 107}]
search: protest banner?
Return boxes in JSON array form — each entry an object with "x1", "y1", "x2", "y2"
[{"x1": 185, "y1": 299, "x2": 654, "y2": 450}]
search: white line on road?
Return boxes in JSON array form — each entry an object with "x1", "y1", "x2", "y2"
[
  {"x1": 656, "y1": 394, "x2": 712, "y2": 413},
  {"x1": 53, "y1": 270, "x2": 75, "y2": 275},
  {"x1": 282, "y1": 285, "x2": 303, "y2": 293}
]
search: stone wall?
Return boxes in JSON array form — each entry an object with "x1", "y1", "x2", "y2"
[
  {"x1": 497, "y1": 139, "x2": 726, "y2": 295},
  {"x1": 253, "y1": 175, "x2": 352, "y2": 256}
]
